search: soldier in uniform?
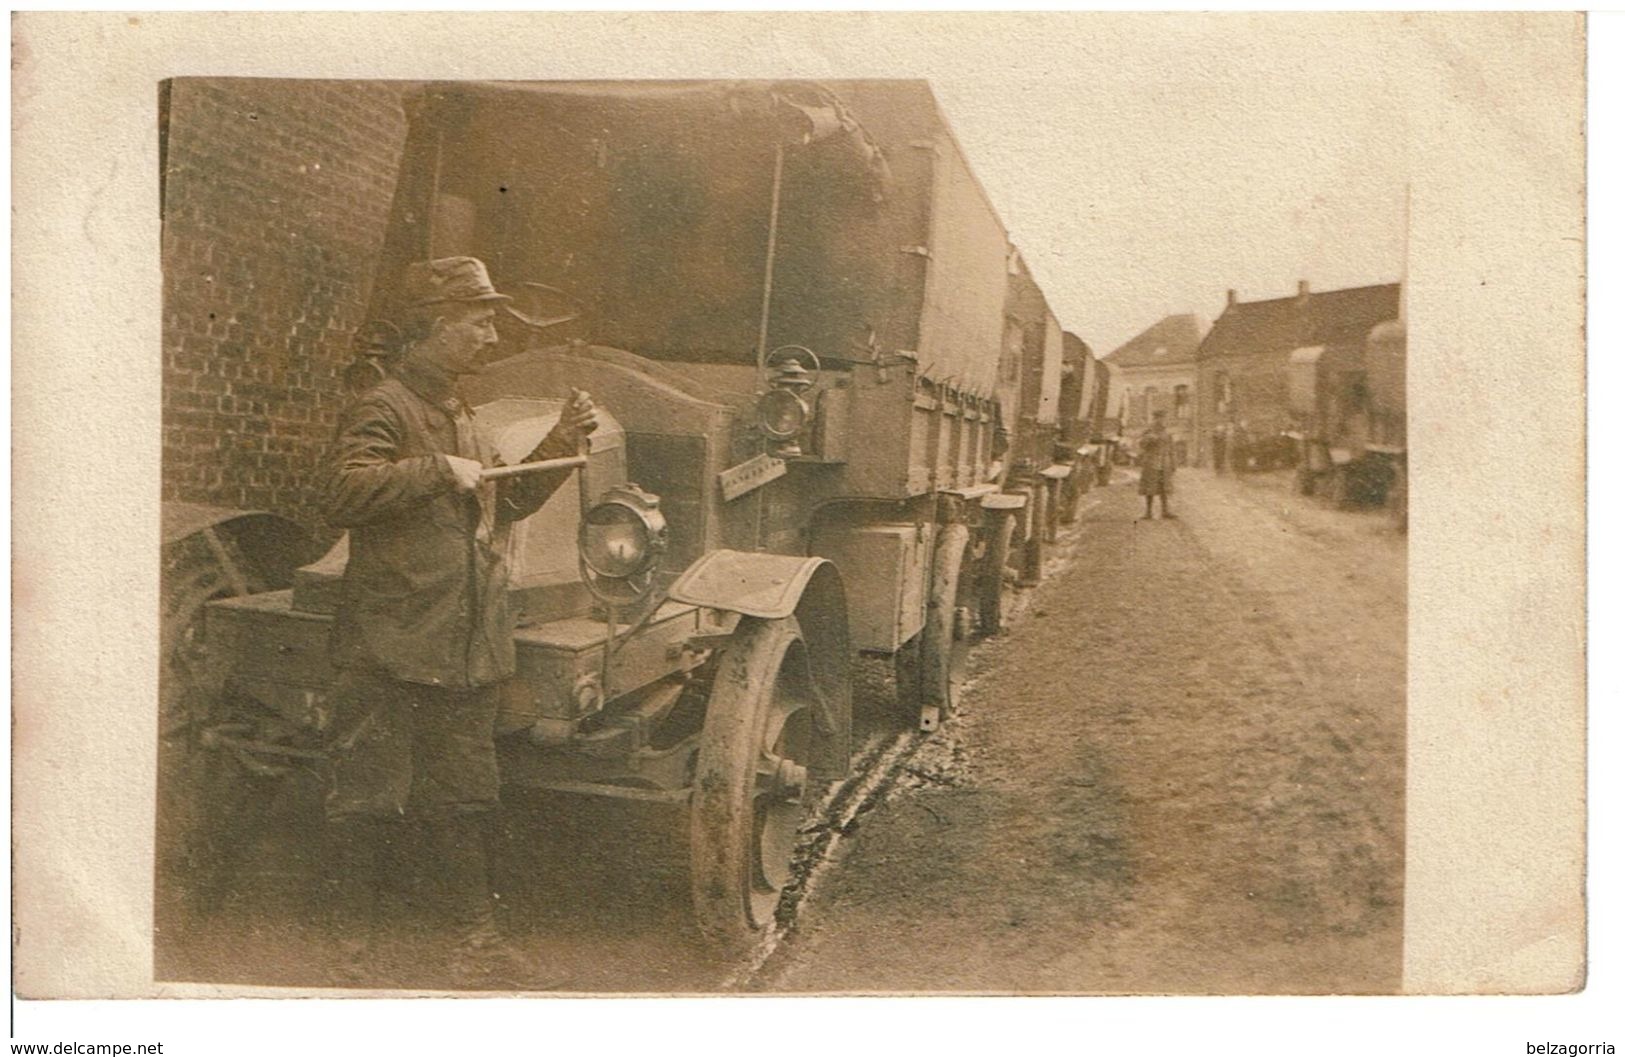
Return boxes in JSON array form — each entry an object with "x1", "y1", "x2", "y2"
[
  {"x1": 1138, "y1": 410, "x2": 1177, "y2": 520},
  {"x1": 1210, "y1": 418, "x2": 1230, "y2": 474},
  {"x1": 320, "y1": 256, "x2": 597, "y2": 987}
]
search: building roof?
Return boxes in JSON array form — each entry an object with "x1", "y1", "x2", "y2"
[
  {"x1": 1105, "y1": 313, "x2": 1204, "y2": 368},
  {"x1": 1197, "y1": 283, "x2": 1400, "y2": 363}
]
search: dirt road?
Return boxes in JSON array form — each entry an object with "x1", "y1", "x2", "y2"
[
  {"x1": 160, "y1": 468, "x2": 1404, "y2": 994},
  {"x1": 751, "y1": 469, "x2": 1406, "y2": 994}
]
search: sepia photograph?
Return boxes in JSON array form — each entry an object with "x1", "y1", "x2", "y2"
[
  {"x1": 10, "y1": 8, "x2": 1591, "y2": 1030},
  {"x1": 146, "y1": 73, "x2": 1413, "y2": 994}
]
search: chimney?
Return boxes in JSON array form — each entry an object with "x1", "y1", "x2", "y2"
[
  {"x1": 1226, "y1": 289, "x2": 1237, "y2": 308},
  {"x1": 1297, "y1": 279, "x2": 1311, "y2": 300}
]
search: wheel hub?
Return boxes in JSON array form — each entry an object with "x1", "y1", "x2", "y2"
[{"x1": 768, "y1": 755, "x2": 808, "y2": 804}]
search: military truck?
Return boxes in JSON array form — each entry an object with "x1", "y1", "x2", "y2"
[
  {"x1": 1286, "y1": 317, "x2": 1407, "y2": 515},
  {"x1": 1056, "y1": 330, "x2": 1108, "y2": 524},
  {"x1": 997, "y1": 250, "x2": 1069, "y2": 581},
  {"x1": 171, "y1": 80, "x2": 1082, "y2": 947}
]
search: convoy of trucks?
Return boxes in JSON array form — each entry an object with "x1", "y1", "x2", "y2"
[
  {"x1": 161, "y1": 81, "x2": 1113, "y2": 947},
  {"x1": 159, "y1": 79, "x2": 1401, "y2": 953},
  {"x1": 1286, "y1": 318, "x2": 1408, "y2": 522}
]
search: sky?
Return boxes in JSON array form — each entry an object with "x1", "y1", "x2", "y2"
[{"x1": 836, "y1": 14, "x2": 1412, "y2": 354}]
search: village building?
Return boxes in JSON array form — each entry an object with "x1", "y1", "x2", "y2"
[
  {"x1": 1193, "y1": 281, "x2": 1400, "y2": 468},
  {"x1": 1103, "y1": 313, "x2": 1204, "y2": 466}
]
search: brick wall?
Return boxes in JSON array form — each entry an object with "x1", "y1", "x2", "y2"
[{"x1": 161, "y1": 79, "x2": 409, "y2": 534}]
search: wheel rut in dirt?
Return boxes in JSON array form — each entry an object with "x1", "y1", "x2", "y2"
[{"x1": 757, "y1": 474, "x2": 1405, "y2": 994}]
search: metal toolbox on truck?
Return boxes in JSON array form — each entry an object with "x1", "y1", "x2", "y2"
[
  {"x1": 808, "y1": 522, "x2": 930, "y2": 653},
  {"x1": 499, "y1": 601, "x2": 706, "y2": 736}
]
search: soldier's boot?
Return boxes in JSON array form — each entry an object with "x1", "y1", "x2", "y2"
[
  {"x1": 426, "y1": 813, "x2": 554, "y2": 991},
  {"x1": 322, "y1": 816, "x2": 383, "y2": 987}
]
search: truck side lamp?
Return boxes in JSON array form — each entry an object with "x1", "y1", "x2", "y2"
[{"x1": 759, "y1": 348, "x2": 819, "y2": 457}]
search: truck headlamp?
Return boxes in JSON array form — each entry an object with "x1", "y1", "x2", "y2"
[{"x1": 578, "y1": 485, "x2": 668, "y2": 603}]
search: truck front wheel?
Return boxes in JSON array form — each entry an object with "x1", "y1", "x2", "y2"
[{"x1": 689, "y1": 616, "x2": 824, "y2": 948}]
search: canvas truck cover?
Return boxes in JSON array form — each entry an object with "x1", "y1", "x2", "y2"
[
  {"x1": 372, "y1": 80, "x2": 1009, "y2": 398},
  {"x1": 1288, "y1": 345, "x2": 1326, "y2": 416},
  {"x1": 885, "y1": 90, "x2": 1011, "y2": 398},
  {"x1": 374, "y1": 80, "x2": 890, "y2": 364},
  {"x1": 1059, "y1": 331, "x2": 1099, "y2": 445},
  {"x1": 1039, "y1": 310, "x2": 1065, "y2": 426},
  {"x1": 1003, "y1": 252, "x2": 1067, "y2": 434},
  {"x1": 1080, "y1": 348, "x2": 1101, "y2": 436},
  {"x1": 1365, "y1": 319, "x2": 1405, "y2": 423}
]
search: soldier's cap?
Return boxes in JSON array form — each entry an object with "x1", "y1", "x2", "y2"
[{"x1": 404, "y1": 256, "x2": 512, "y2": 308}]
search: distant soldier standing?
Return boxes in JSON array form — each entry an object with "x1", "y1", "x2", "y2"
[
  {"x1": 1211, "y1": 418, "x2": 1230, "y2": 474},
  {"x1": 1138, "y1": 410, "x2": 1177, "y2": 520},
  {"x1": 320, "y1": 256, "x2": 597, "y2": 987}
]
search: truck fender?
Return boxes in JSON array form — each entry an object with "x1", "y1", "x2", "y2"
[
  {"x1": 669, "y1": 550, "x2": 834, "y2": 619},
  {"x1": 670, "y1": 551, "x2": 852, "y2": 777},
  {"x1": 162, "y1": 502, "x2": 316, "y2": 577}
]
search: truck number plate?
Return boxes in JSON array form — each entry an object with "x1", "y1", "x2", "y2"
[{"x1": 718, "y1": 453, "x2": 787, "y2": 502}]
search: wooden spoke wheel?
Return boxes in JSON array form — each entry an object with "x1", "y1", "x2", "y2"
[
  {"x1": 155, "y1": 513, "x2": 314, "y2": 918},
  {"x1": 157, "y1": 530, "x2": 258, "y2": 905},
  {"x1": 894, "y1": 523, "x2": 971, "y2": 731},
  {"x1": 160, "y1": 530, "x2": 248, "y2": 740},
  {"x1": 690, "y1": 616, "x2": 839, "y2": 947}
]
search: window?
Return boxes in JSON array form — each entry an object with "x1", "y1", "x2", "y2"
[{"x1": 1174, "y1": 384, "x2": 1190, "y2": 419}]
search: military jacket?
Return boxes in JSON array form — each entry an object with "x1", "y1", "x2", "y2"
[{"x1": 323, "y1": 358, "x2": 575, "y2": 688}]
